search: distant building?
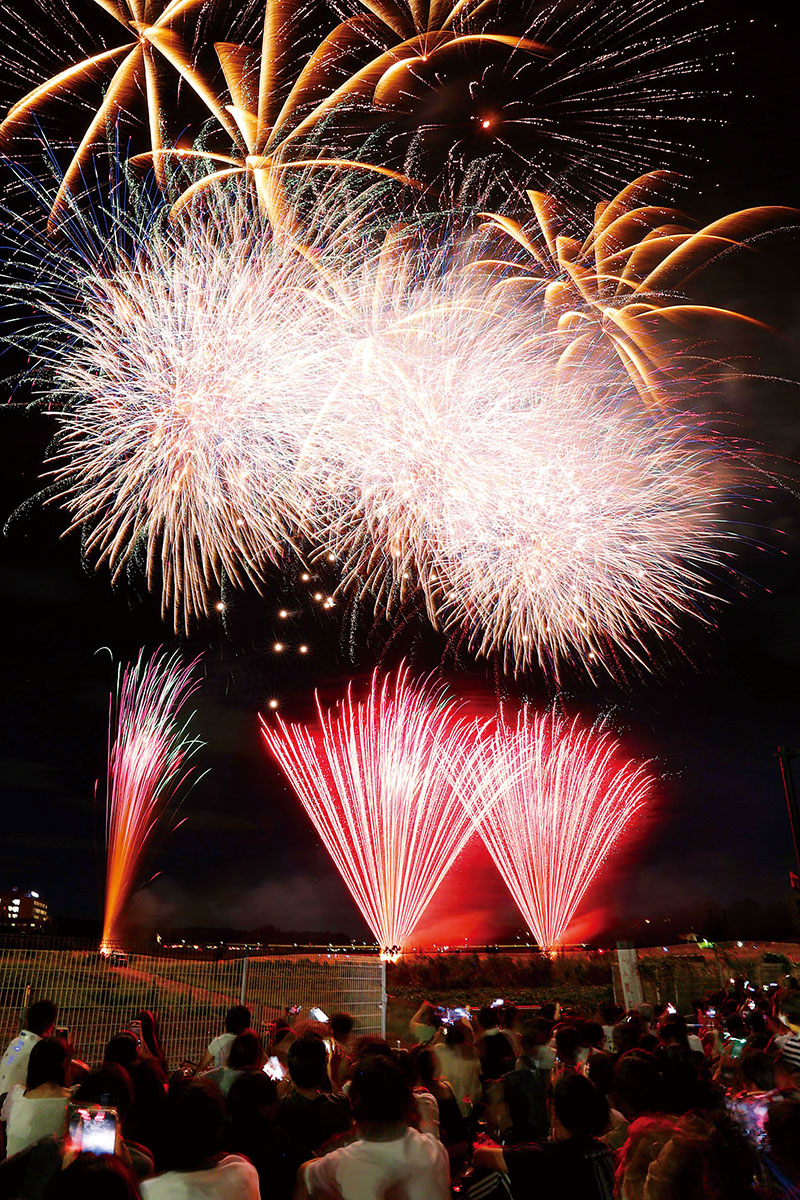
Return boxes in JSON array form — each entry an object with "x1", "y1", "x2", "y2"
[{"x1": 0, "y1": 888, "x2": 48, "y2": 928}]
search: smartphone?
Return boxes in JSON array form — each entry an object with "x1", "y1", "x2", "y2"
[
  {"x1": 129, "y1": 1019, "x2": 143, "y2": 1048},
  {"x1": 288, "y1": 1004, "x2": 302, "y2": 1017},
  {"x1": 728, "y1": 1095, "x2": 770, "y2": 1148},
  {"x1": 666, "y1": 1003, "x2": 677, "y2": 1015},
  {"x1": 729, "y1": 1037, "x2": 747, "y2": 1060},
  {"x1": 263, "y1": 1056, "x2": 285, "y2": 1081},
  {"x1": 490, "y1": 998, "x2": 504, "y2": 1009},
  {"x1": 55, "y1": 1026, "x2": 70, "y2": 1041},
  {"x1": 66, "y1": 1104, "x2": 119, "y2": 1156},
  {"x1": 310, "y1": 1006, "x2": 329, "y2": 1023},
  {"x1": 441, "y1": 1006, "x2": 469, "y2": 1025},
  {"x1": 706, "y1": 1007, "x2": 716, "y2": 1019}
]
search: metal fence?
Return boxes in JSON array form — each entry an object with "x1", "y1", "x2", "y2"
[{"x1": 0, "y1": 936, "x2": 385, "y2": 1068}]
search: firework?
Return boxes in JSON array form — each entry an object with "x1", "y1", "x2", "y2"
[
  {"x1": 460, "y1": 707, "x2": 654, "y2": 952},
  {"x1": 101, "y1": 648, "x2": 204, "y2": 953},
  {"x1": 474, "y1": 172, "x2": 794, "y2": 403},
  {"x1": 333, "y1": 0, "x2": 726, "y2": 206},
  {"x1": 0, "y1": 0, "x2": 240, "y2": 223},
  {"x1": 139, "y1": 16, "x2": 433, "y2": 226},
  {"x1": 7, "y1": 180, "x2": 355, "y2": 629},
  {"x1": 301, "y1": 233, "x2": 767, "y2": 680},
  {"x1": 261, "y1": 663, "x2": 480, "y2": 959}
]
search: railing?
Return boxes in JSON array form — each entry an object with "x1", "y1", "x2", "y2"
[{"x1": 0, "y1": 935, "x2": 385, "y2": 1068}]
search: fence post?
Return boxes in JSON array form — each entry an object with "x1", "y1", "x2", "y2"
[
  {"x1": 380, "y1": 961, "x2": 387, "y2": 1038},
  {"x1": 240, "y1": 957, "x2": 249, "y2": 1007}
]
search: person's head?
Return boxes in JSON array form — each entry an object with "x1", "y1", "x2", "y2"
[
  {"x1": 501, "y1": 1004, "x2": 518, "y2": 1030},
  {"x1": 726, "y1": 1014, "x2": 747, "y2": 1040},
  {"x1": 287, "y1": 1034, "x2": 328, "y2": 1089},
  {"x1": 161, "y1": 1078, "x2": 225, "y2": 1172},
  {"x1": 767, "y1": 1095, "x2": 800, "y2": 1182},
  {"x1": 619, "y1": 1112, "x2": 756, "y2": 1200},
  {"x1": 271, "y1": 1025, "x2": 294, "y2": 1055},
  {"x1": 555, "y1": 1023, "x2": 581, "y2": 1065},
  {"x1": 353, "y1": 1037, "x2": 393, "y2": 1062},
  {"x1": 349, "y1": 1056, "x2": 412, "y2": 1133},
  {"x1": 597, "y1": 1002, "x2": 616, "y2": 1026},
  {"x1": 539, "y1": 1003, "x2": 556, "y2": 1022},
  {"x1": 42, "y1": 1153, "x2": 139, "y2": 1200},
  {"x1": 414, "y1": 1048, "x2": 438, "y2": 1088},
  {"x1": 587, "y1": 1051, "x2": 615, "y2": 1096},
  {"x1": 227, "y1": 1069, "x2": 278, "y2": 1127},
  {"x1": 614, "y1": 1050, "x2": 664, "y2": 1118},
  {"x1": 26, "y1": 999, "x2": 57, "y2": 1037},
  {"x1": 740, "y1": 1050, "x2": 775, "y2": 1093},
  {"x1": 746, "y1": 1011, "x2": 767, "y2": 1035},
  {"x1": 520, "y1": 1018, "x2": 551, "y2": 1054},
  {"x1": 614, "y1": 1016, "x2": 642, "y2": 1056},
  {"x1": 127, "y1": 1057, "x2": 168, "y2": 1116},
  {"x1": 445, "y1": 1023, "x2": 466, "y2": 1048},
  {"x1": 105, "y1": 1033, "x2": 139, "y2": 1071},
  {"x1": 74, "y1": 1065, "x2": 134, "y2": 1123},
  {"x1": 224, "y1": 1005, "x2": 251, "y2": 1036},
  {"x1": 26, "y1": 1037, "x2": 68, "y2": 1090},
  {"x1": 551, "y1": 1074, "x2": 609, "y2": 1140},
  {"x1": 644, "y1": 1112, "x2": 758, "y2": 1200},
  {"x1": 638, "y1": 1003, "x2": 654, "y2": 1026},
  {"x1": 778, "y1": 991, "x2": 800, "y2": 1032},
  {"x1": 331, "y1": 1012, "x2": 355, "y2": 1043},
  {"x1": 477, "y1": 1006, "x2": 499, "y2": 1032},
  {"x1": 228, "y1": 1030, "x2": 264, "y2": 1072},
  {"x1": 417, "y1": 1002, "x2": 441, "y2": 1029},
  {"x1": 583, "y1": 1021, "x2": 605, "y2": 1050},
  {"x1": 658, "y1": 1020, "x2": 689, "y2": 1049}
]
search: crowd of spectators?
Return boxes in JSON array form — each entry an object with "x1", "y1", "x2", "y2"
[{"x1": 0, "y1": 976, "x2": 800, "y2": 1197}]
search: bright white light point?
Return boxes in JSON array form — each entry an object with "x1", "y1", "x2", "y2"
[
  {"x1": 481, "y1": 119, "x2": 491, "y2": 129},
  {"x1": 327, "y1": 553, "x2": 336, "y2": 562},
  {"x1": 299, "y1": 645, "x2": 308, "y2": 654},
  {"x1": 215, "y1": 602, "x2": 225, "y2": 612},
  {"x1": 314, "y1": 592, "x2": 323, "y2": 601},
  {"x1": 268, "y1": 699, "x2": 279, "y2": 709},
  {"x1": 273, "y1": 642, "x2": 284, "y2": 652},
  {"x1": 301, "y1": 573, "x2": 310, "y2": 582},
  {"x1": 279, "y1": 609, "x2": 288, "y2": 618}
]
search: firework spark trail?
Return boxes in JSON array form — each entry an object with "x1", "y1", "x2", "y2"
[
  {"x1": 0, "y1": 0, "x2": 242, "y2": 223},
  {"x1": 302, "y1": 233, "x2": 769, "y2": 679},
  {"x1": 473, "y1": 172, "x2": 795, "y2": 404},
  {"x1": 5, "y1": 180, "x2": 358, "y2": 629},
  {"x1": 3, "y1": 175, "x2": 777, "y2": 667},
  {"x1": 1, "y1": 0, "x2": 729, "y2": 223},
  {"x1": 101, "y1": 647, "x2": 204, "y2": 952},
  {"x1": 459, "y1": 707, "x2": 654, "y2": 952},
  {"x1": 261, "y1": 663, "x2": 481, "y2": 958},
  {"x1": 339, "y1": 0, "x2": 727, "y2": 206}
]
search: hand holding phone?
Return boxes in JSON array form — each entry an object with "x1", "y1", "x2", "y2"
[
  {"x1": 263, "y1": 1056, "x2": 285, "y2": 1081},
  {"x1": 66, "y1": 1104, "x2": 119, "y2": 1156}
]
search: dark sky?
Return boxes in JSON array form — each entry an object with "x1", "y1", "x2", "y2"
[{"x1": 1, "y1": 0, "x2": 800, "y2": 942}]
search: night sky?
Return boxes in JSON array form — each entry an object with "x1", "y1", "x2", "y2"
[{"x1": 1, "y1": 0, "x2": 799, "y2": 943}]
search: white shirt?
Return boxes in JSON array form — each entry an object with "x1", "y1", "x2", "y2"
[
  {"x1": 0, "y1": 1031, "x2": 40, "y2": 1097},
  {"x1": 303, "y1": 1128, "x2": 449, "y2": 1200},
  {"x1": 141, "y1": 1155, "x2": 260, "y2": 1200},
  {"x1": 206, "y1": 1033, "x2": 236, "y2": 1069},
  {"x1": 1, "y1": 1086, "x2": 70, "y2": 1156},
  {"x1": 432, "y1": 1044, "x2": 482, "y2": 1116}
]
